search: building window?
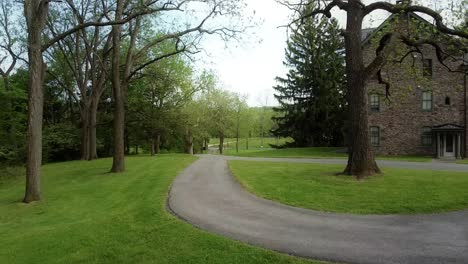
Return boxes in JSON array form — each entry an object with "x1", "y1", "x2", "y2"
[
  {"x1": 422, "y1": 91, "x2": 433, "y2": 111},
  {"x1": 421, "y1": 127, "x2": 432, "y2": 146},
  {"x1": 370, "y1": 126, "x2": 380, "y2": 146},
  {"x1": 445, "y1": 96, "x2": 451, "y2": 105},
  {"x1": 370, "y1": 94, "x2": 380, "y2": 112},
  {"x1": 423, "y1": 59, "x2": 433, "y2": 77}
]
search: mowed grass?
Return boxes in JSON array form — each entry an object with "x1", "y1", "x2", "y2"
[
  {"x1": 0, "y1": 155, "x2": 321, "y2": 264},
  {"x1": 229, "y1": 160, "x2": 468, "y2": 214},
  {"x1": 224, "y1": 147, "x2": 432, "y2": 162}
]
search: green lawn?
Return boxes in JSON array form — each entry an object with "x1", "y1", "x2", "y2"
[
  {"x1": 224, "y1": 147, "x2": 432, "y2": 162},
  {"x1": 457, "y1": 159, "x2": 468, "y2": 164},
  {"x1": 229, "y1": 160, "x2": 468, "y2": 214},
  {"x1": 0, "y1": 155, "x2": 321, "y2": 264}
]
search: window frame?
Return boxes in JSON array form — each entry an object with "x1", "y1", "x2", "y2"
[
  {"x1": 370, "y1": 126, "x2": 380, "y2": 147},
  {"x1": 421, "y1": 127, "x2": 432, "y2": 146},
  {"x1": 422, "y1": 58, "x2": 433, "y2": 77},
  {"x1": 369, "y1": 94, "x2": 380, "y2": 112},
  {"x1": 422, "y1": 91, "x2": 433, "y2": 111}
]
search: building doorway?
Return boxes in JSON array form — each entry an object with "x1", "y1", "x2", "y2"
[
  {"x1": 433, "y1": 124, "x2": 464, "y2": 159},
  {"x1": 443, "y1": 134, "x2": 455, "y2": 158}
]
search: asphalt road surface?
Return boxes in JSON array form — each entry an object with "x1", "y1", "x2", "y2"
[{"x1": 167, "y1": 155, "x2": 468, "y2": 264}]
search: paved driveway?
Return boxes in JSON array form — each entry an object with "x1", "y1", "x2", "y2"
[{"x1": 167, "y1": 155, "x2": 468, "y2": 264}]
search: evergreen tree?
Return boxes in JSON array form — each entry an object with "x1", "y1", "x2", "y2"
[{"x1": 273, "y1": 8, "x2": 346, "y2": 147}]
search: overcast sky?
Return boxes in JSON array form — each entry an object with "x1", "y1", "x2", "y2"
[{"x1": 194, "y1": 0, "x2": 452, "y2": 106}]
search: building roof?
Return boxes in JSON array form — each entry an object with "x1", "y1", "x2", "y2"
[
  {"x1": 432, "y1": 124, "x2": 465, "y2": 131},
  {"x1": 361, "y1": 12, "x2": 436, "y2": 45},
  {"x1": 361, "y1": 28, "x2": 376, "y2": 42}
]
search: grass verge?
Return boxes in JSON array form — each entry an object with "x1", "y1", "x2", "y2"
[
  {"x1": 224, "y1": 148, "x2": 432, "y2": 162},
  {"x1": 229, "y1": 160, "x2": 468, "y2": 214},
  {"x1": 0, "y1": 155, "x2": 322, "y2": 264}
]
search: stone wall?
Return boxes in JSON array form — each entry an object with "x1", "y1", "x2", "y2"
[{"x1": 363, "y1": 18, "x2": 467, "y2": 157}]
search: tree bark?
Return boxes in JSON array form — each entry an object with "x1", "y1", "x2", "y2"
[
  {"x1": 111, "y1": 80, "x2": 126, "y2": 172},
  {"x1": 219, "y1": 134, "x2": 224, "y2": 154},
  {"x1": 110, "y1": 1, "x2": 125, "y2": 173},
  {"x1": 80, "y1": 108, "x2": 90, "y2": 160},
  {"x1": 155, "y1": 133, "x2": 161, "y2": 154},
  {"x1": 124, "y1": 126, "x2": 130, "y2": 155},
  {"x1": 342, "y1": 1, "x2": 381, "y2": 179},
  {"x1": 2, "y1": 76, "x2": 9, "y2": 91},
  {"x1": 87, "y1": 98, "x2": 99, "y2": 160},
  {"x1": 185, "y1": 130, "x2": 193, "y2": 155},
  {"x1": 23, "y1": 0, "x2": 49, "y2": 203},
  {"x1": 150, "y1": 138, "x2": 155, "y2": 156}
]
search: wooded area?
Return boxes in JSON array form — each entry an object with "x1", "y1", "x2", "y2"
[{"x1": 0, "y1": 0, "x2": 467, "y2": 203}]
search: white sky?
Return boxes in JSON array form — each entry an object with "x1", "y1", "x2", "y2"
[{"x1": 194, "y1": 0, "x2": 454, "y2": 106}]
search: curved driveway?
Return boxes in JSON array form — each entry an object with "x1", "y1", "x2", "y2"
[{"x1": 167, "y1": 155, "x2": 468, "y2": 264}]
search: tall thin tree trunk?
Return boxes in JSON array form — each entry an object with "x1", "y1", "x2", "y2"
[
  {"x1": 155, "y1": 133, "x2": 161, "y2": 154},
  {"x1": 88, "y1": 98, "x2": 99, "y2": 160},
  {"x1": 342, "y1": 1, "x2": 380, "y2": 179},
  {"x1": 219, "y1": 134, "x2": 224, "y2": 155},
  {"x1": 23, "y1": 0, "x2": 49, "y2": 203},
  {"x1": 2, "y1": 76, "x2": 9, "y2": 91},
  {"x1": 150, "y1": 137, "x2": 155, "y2": 156},
  {"x1": 246, "y1": 132, "x2": 249, "y2": 150},
  {"x1": 80, "y1": 109, "x2": 90, "y2": 160},
  {"x1": 111, "y1": 81, "x2": 126, "y2": 172},
  {"x1": 110, "y1": 5, "x2": 125, "y2": 172},
  {"x1": 124, "y1": 126, "x2": 130, "y2": 155}
]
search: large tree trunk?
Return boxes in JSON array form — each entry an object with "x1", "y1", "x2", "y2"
[
  {"x1": 111, "y1": 80, "x2": 126, "y2": 172},
  {"x1": 185, "y1": 130, "x2": 193, "y2": 155},
  {"x1": 110, "y1": 5, "x2": 125, "y2": 173},
  {"x1": 219, "y1": 134, "x2": 224, "y2": 155},
  {"x1": 23, "y1": 0, "x2": 48, "y2": 203},
  {"x1": 342, "y1": 1, "x2": 380, "y2": 179}
]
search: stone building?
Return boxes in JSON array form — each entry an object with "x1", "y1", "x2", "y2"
[{"x1": 364, "y1": 12, "x2": 468, "y2": 159}]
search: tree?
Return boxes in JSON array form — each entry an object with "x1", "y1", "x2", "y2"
[
  {"x1": 205, "y1": 89, "x2": 237, "y2": 154},
  {"x1": 46, "y1": 1, "x2": 113, "y2": 161},
  {"x1": 19, "y1": 0, "x2": 251, "y2": 201},
  {"x1": 20, "y1": 0, "x2": 175, "y2": 202},
  {"x1": 108, "y1": 0, "x2": 250, "y2": 172},
  {"x1": 127, "y1": 45, "x2": 195, "y2": 156},
  {"x1": 283, "y1": 0, "x2": 468, "y2": 179},
  {"x1": 273, "y1": 6, "x2": 346, "y2": 147}
]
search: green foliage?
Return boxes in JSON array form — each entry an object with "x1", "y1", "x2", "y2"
[
  {"x1": 0, "y1": 156, "x2": 318, "y2": 264},
  {"x1": 43, "y1": 123, "x2": 81, "y2": 162},
  {"x1": 127, "y1": 42, "x2": 196, "y2": 153},
  {"x1": 230, "y1": 160, "x2": 468, "y2": 214},
  {"x1": 273, "y1": 7, "x2": 346, "y2": 147},
  {"x1": 0, "y1": 69, "x2": 28, "y2": 165}
]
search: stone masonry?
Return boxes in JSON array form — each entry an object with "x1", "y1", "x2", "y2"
[{"x1": 364, "y1": 13, "x2": 467, "y2": 158}]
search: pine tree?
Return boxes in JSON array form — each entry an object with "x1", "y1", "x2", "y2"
[{"x1": 273, "y1": 8, "x2": 346, "y2": 147}]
